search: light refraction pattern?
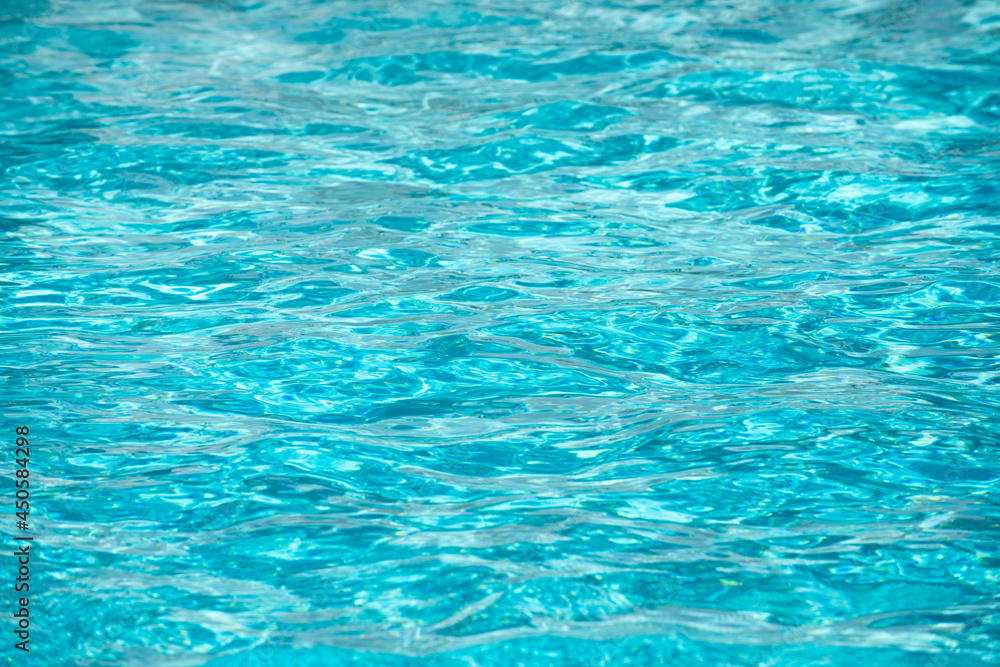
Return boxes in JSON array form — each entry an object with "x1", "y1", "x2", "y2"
[{"x1": 1, "y1": 0, "x2": 999, "y2": 665}]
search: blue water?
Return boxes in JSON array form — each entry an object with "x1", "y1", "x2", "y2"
[{"x1": 2, "y1": 0, "x2": 1000, "y2": 665}]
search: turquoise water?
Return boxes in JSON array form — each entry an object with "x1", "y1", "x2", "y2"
[{"x1": 2, "y1": 0, "x2": 1000, "y2": 665}]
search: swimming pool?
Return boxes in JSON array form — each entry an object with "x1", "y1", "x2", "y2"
[{"x1": 2, "y1": 0, "x2": 999, "y2": 665}]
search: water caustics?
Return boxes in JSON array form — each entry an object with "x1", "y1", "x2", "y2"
[{"x1": 1, "y1": 0, "x2": 999, "y2": 665}]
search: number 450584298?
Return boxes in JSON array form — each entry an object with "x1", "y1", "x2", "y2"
[{"x1": 14, "y1": 426, "x2": 30, "y2": 525}]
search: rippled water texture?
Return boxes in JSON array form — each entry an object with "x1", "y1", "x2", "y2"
[{"x1": 2, "y1": 0, "x2": 1000, "y2": 664}]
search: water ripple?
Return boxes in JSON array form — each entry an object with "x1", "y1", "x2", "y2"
[{"x1": 2, "y1": 0, "x2": 999, "y2": 665}]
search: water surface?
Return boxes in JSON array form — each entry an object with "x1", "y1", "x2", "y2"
[{"x1": 1, "y1": 0, "x2": 999, "y2": 665}]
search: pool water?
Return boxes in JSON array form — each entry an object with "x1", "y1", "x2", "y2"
[{"x1": 2, "y1": 0, "x2": 999, "y2": 665}]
